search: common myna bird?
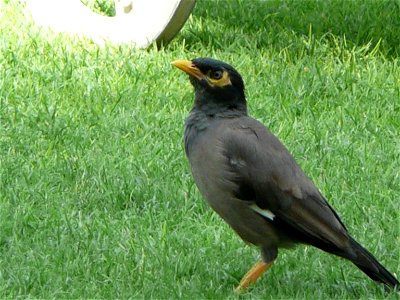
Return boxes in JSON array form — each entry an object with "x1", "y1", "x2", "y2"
[{"x1": 172, "y1": 57, "x2": 399, "y2": 291}]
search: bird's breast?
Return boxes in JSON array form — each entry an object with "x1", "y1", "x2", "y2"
[{"x1": 188, "y1": 133, "x2": 236, "y2": 199}]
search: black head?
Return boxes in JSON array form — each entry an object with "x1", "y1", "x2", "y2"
[{"x1": 172, "y1": 58, "x2": 247, "y2": 114}]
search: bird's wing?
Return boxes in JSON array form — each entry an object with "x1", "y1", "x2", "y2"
[{"x1": 220, "y1": 117, "x2": 352, "y2": 253}]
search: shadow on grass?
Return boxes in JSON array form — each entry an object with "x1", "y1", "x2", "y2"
[{"x1": 178, "y1": 0, "x2": 400, "y2": 57}]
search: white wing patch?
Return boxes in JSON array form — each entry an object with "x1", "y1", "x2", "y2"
[{"x1": 250, "y1": 204, "x2": 275, "y2": 221}]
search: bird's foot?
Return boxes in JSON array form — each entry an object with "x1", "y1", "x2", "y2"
[{"x1": 235, "y1": 260, "x2": 273, "y2": 293}]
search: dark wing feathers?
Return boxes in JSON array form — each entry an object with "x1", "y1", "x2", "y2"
[
  {"x1": 220, "y1": 117, "x2": 352, "y2": 252},
  {"x1": 218, "y1": 116, "x2": 399, "y2": 289}
]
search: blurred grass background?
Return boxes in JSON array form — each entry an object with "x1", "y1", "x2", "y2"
[{"x1": 0, "y1": 0, "x2": 399, "y2": 298}]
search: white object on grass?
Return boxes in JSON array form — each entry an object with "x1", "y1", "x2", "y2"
[{"x1": 25, "y1": 0, "x2": 196, "y2": 47}]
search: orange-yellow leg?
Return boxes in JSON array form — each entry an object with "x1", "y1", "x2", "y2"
[{"x1": 235, "y1": 260, "x2": 274, "y2": 292}]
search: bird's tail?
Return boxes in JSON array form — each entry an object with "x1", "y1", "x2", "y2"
[{"x1": 349, "y1": 237, "x2": 399, "y2": 290}]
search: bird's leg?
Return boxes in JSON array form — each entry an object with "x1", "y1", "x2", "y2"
[{"x1": 235, "y1": 260, "x2": 273, "y2": 292}]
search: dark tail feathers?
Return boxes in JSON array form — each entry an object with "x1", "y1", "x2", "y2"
[{"x1": 349, "y1": 237, "x2": 399, "y2": 290}]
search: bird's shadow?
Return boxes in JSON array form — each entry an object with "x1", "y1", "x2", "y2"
[{"x1": 175, "y1": 0, "x2": 399, "y2": 57}]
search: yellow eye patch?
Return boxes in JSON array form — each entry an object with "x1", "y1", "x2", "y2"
[{"x1": 206, "y1": 70, "x2": 232, "y2": 88}]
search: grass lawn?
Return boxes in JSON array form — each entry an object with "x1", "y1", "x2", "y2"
[{"x1": 0, "y1": 0, "x2": 399, "y2": 298}]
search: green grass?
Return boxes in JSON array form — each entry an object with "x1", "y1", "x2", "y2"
[{"x1": 0, "y1": 0, "x2": 399, "y2": 298}]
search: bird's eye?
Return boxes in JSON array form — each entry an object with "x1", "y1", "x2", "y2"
[{"x1": 209, "y1": 70, "x2": 223, "y2": 80}]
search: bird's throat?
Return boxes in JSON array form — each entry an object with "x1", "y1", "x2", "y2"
[{"x1": 193, "y1": 91, "x2": 247, "y2": 117}]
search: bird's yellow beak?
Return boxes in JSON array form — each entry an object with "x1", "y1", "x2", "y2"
[{"x1": 171, "y1": 60, "x2": 204, "y2": 80}]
